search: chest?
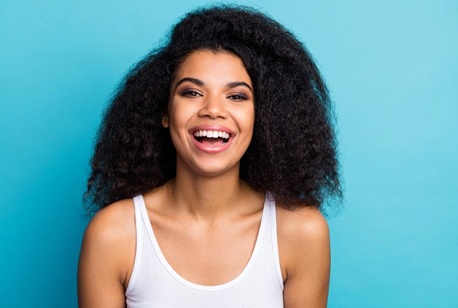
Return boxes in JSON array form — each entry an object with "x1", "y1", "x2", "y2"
[{"x1": 150, "y1": 213, "x2": 261, "y2": 286}]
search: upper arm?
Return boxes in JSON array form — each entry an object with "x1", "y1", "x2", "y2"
[
  {"x1": 278, "y1": 207, "x2": 330, "y2": 308},
  {"x1": 78, "y1": 201, "x2": 135, "y2": 308}
]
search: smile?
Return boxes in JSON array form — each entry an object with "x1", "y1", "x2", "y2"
[{"x1": 193, "y1": 130, "x2": 231, "y2": 144}]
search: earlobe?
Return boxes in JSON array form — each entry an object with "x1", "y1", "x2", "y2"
[{"x1": 162, "y1": 115, "x2": 169, "y2": 128}]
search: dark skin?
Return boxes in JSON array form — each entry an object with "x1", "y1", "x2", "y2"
[{"x1": 78, "y1": 51, "x2": 330, "y2": 308}]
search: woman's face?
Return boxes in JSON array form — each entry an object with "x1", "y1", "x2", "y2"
[{"x1": 166, "y1": 49, "x2": 255, "y2": 177}]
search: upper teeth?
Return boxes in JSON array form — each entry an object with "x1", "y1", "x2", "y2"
[{"x1": 193, "y1": 130, "x2": 230, "y2": 139}]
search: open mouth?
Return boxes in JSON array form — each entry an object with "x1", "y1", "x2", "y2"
[{"x1": 193, "y1": 130, "x2": 231, "y2": 145}]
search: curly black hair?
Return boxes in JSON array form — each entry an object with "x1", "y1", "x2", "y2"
[{"x1": 85, "y1": 5, "x2": 342, "y2": 212}]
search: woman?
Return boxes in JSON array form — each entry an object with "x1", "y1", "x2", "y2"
[{"x1": 78, "y1": 5, "x2": 341, "y2": 307}]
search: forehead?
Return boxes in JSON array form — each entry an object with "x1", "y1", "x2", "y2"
[{"x1": 173, "y1": 50, "x2": 251, "y2": 84}]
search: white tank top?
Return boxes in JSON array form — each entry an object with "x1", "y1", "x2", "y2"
[{"x1": 125, "y1": 194, "x2": 284, "y2": 307}]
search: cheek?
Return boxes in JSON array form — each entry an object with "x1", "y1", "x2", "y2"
[
  {"x1": 168, "y1": 103, "x2": 187, "y2": 127},
  {"x1": 167, "y1": 104, "x2": 195, "y2": 141},
  {"x1": 238, "y1": 107, "x2": 255, "y2": 131}
]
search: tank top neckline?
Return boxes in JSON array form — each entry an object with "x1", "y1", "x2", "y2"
[{"x1": 135, "y1": 194, "x2": 270, "y2": 291}]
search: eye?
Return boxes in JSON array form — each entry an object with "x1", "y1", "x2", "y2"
[
  {"x1": 181, "y1": 89, "x2": 202, "y2": 98},
  {"x1": 227, "y1": 93, "x2": 248, "y2": 101}
]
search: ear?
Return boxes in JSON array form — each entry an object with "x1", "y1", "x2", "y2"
[{"x1": 162, "y1": 115, "x2": 169, "y2": 128}]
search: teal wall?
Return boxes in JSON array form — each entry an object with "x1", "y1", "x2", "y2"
[{"x1": 1, "y1": 1, "x2": 457, "y2": 307}]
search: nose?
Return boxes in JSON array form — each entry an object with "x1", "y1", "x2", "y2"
[{"x1": 198, "y1": 94, "x2": 228, "y2": 119}]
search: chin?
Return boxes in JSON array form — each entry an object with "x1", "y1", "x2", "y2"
[{"x1": 189, "y1": 161, "x2": 240, "y2": 178}]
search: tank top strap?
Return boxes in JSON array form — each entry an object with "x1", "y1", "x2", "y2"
[
  {"x1": 126, "y1": 195, "x2": 148, "y2": 297},
  {"x1": 265, "y1": 192, "x2": 284, "y2": 290}
]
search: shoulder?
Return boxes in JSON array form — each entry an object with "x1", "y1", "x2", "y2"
[
  {"x1": 276, "y1": 205, "x2": 330, "y2": 307},
  {"x1": 80, "y1": 198, "x2": 136, "y2": 285},
  {"x1": 84, "y1": 199, "x2": 136, "y2": 245},
  {"x1": 276, "y1": 205, "x2": 329, "y2": 249},
  {"x1": 276, "y1": 205, "x2": 330, "y2": 282},
  {"x1": 78, "y1": 199, "x2": 136, "y2": 305}
]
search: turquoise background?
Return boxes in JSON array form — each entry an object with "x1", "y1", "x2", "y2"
[{"x1": 1, "y1": 1, "x2": 457, "y2": 307}]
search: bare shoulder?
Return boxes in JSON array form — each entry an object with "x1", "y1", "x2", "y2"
[
  {"x1": 277, "y1": 205, "x2": 329, "y2": 247},
  {"x1": 78, "y1": 199, "x2": 136, "y2": 307},
  {"x1": 81, "y1": 198, "x2": 136, "y2": 277},
  {"x1": 84, "y1": 199, "x2": 136, "y2": 243},
  {"x1": 277, "y1": 205, "x2": 330, "y2": 308},
  {"x1": 276, "y1": 205, "x2": 329, "y2": 273}
]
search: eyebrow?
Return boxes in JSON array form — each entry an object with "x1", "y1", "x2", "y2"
[
  {"x1": 175, "y1": 77, "x2": 204, "y2": 88},
  {"x1": 174, "y1": 77, "x2": 253, "y2": 92},
  {"x1": 227, "y1": 81, "x2": 253, "y2": 92}
]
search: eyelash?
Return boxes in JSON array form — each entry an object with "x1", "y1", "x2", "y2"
[
  {"x1": 180, "y1": 90, "x2": 248, "y2": 101},
  {"x1": 227, "y1": 94, "x2": 248, "y2": 101},
  {"x1": 181, "y1": 90, "x2": 202, "y2": 97}
]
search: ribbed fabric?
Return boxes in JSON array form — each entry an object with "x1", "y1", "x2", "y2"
[{"x1": 125, "y1": 194, "x2": 284, "y2": 308}]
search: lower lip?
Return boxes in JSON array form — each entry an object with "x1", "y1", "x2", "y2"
[{"x1": 190, "y1": 135, "x2": 233, "y2": 154}]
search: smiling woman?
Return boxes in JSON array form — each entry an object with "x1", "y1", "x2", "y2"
[
  {"x1": 166, "y1": 50, "x2": 255, "y2": 176},
  {"x1": 78, "y1": 5, "x2": 341, "y2": 308}
]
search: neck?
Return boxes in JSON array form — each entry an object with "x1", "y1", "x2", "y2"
[{"x1": 166, "y1": 164, "x2": 250, "y2": 220}]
